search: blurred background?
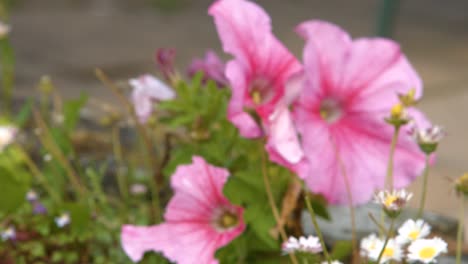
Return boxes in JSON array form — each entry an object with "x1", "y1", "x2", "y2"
[{"x1": 7, "y1": 0, "x2": 468, "y2": 219}]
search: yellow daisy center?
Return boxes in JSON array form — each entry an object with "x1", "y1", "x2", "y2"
[
  {"x1": 419, "y1": 247, "x2": 436, "y2": 259},
  {"x1": 383, "y1": 247, "x2": 394, "y2": 257},
  {"x1": 390, "y1": 103, "x2": 404, "y2": 119},
  {"x1": 384, "y1": 195, "x2": 397, "y2": 208},
  {"x1": 408, "y1": 230, "x2": 420, "y2": 240}
]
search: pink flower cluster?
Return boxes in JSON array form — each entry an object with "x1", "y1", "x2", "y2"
[{"x1": 210, "y1": 0, "x2": 428, "y2": 205}]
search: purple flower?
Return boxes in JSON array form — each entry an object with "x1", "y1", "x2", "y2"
[
  {"x1": 187, "y1": 50, "x2": 228, "y2": 87},
  {"x1": 155, "y1": 48, "x2": 176, "y2": 81}
]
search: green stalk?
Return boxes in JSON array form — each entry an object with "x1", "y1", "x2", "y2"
[
  {"x1": 304, "y1": 194, "x2": 331, "y2": 264},
  {"x1": 259, "y1": 140, "x2": 298, "y2": 264},
  {"x1": 417, "y1": 154, "x2": 431, "y2": 218},
  {"x1": 386, "y1": 125, "x2": 401, "y2": 190},
  {"x1": 456, "y1": 196, "x2": 465, "y2": 264},
  {"x1": 376, "y1": 219, "x2": 395, "y2": 264}
]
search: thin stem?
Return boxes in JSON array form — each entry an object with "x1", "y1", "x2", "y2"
[
  {"x1": 368, "y1": 212, "x2": 388, "y2": 235},
  {"x1": 331, "y1": 140, "x2": 357, "y2": 255},
  {"x1": 304, "y1": 194, "x2": 331, "y2": 264},
  {"x1": 456, "y1": 196, "x2": 465, "y2": 264},
  {"x1": 417, "y1": 154, "x2": 431, "y2": 218},
  {"x1": 376, "y1": 219, "x2": 395, "y2": 264},
  {"x1": 33, "y1": 110, "x2": 87, "y2": 197},
  {"x1": 15, "y1": 145, "x2": 61, "y2": 204},
  {"x1": 259, "y1": 141, "x2": 298, "y2": 264},
  {"x1": 95, "y1": 69, "x2": 162, "y2": 223},
  {"x1": 386, "y1": 126, "x2": 400, "y2": 190}
]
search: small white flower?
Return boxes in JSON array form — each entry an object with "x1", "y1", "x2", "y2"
[
  {"x1": 26, "y1": 190, "x2": 39, "y2": 202},
  {"x1": 43, "y1": 153, "x2": 52, "y2": 162},
  {"x1": 321, "y1": 261, "x2": 343, "y2": 264},
  {"x1": 0, "y1": 21, "x2": 11, "y2": 38},
  {"x1": 360, "y1": 233, "x2": 382, "y2": 258},
  {"x1": 129, "y1": 74, "x2": 175, "y2": 124},
  {"x1": 130, "y1": 183, "x2": 147, "y2": 195},
  {"x1": 374, "y1": 189, "x2": 413, "y2": 213},
  {"x1": 410, "y1": 125, "x2": 445, "y2": 146},
  {"x1": 396, "y1": 219, "x2": 431, "y2": 244},
  {"x1": 55, "y1": 212, "x2": 71, "y2": 228},
  {"x1": 407, "y1": 237, "x2": 447, "y2": 263},
  {"x1": 282, "y1": 236, "x2": 322, "y2": 254},
  {"x1": 1, "y1": 226, "x2": 16, "y2": 241},
  {"x1": 0, "y1": 126, "x2": 17, "y2": 152},
  {"x1": 368, "y1": 238, "x2": 403, "y2": 263}
]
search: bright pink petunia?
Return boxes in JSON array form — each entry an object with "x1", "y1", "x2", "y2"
[
  {"x1": 293, "y1": 21, "x2": 428, "y2": 204},
  {"x1": 121, "y1": 156, "x2": 245, "y2": 263},
  {"x1": 129, "y1": 74, "x2": 175, "y2": 124},
  {"x1": 209, "y1": 0, "x2": 305, "y2": 168}
]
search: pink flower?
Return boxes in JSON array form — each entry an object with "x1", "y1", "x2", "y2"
[
  {"x1": 121, "y1": 156, "x2": 245, "y2": 263},
  {"x1": 129, "y1": 74, "x2": 175, "y2": 124},
  {"x1": 155, "y1": 48, "x2": 176, "y2": 81},
  {"x1": 293, "y1": 21, "x2": 427, "y2": 204},
  {"x1": 209, "y1": 0, "x2": 305, "y2": 168},
  {"x1": 188, "y1": 50, "x2": 228, "y2": 87}
]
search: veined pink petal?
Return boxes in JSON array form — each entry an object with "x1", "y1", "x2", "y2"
[
  {"x1": 295, "y1": 20, "x2": 427, "y2": 205},
  {"x1": 121, "y1": 224, "x2": 171, "y2": 262},
  {"x1": 121, "y1": 156, "x2": 245, "y2": 263}
]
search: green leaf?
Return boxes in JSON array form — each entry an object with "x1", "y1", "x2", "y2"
[
  {"x1": 58, "y1": 202, "x2": 91, "y2": 235},
  {"x1": 63, "y1": 93, "x2": 88, "y2": 132},
  {"x1": 330, "y1": 240, "x2": 353, "y2": 261},
  {"x1": 308, "y1": 194, "x2": 331, "y2": 221},
  {"x1": 0, "y1": 164, "x2": 31, "y2": 213},
  {"x1": 14, "y1": 98, "x2": 33, "y2": 128}
]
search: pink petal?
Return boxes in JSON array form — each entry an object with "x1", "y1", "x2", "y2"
[
  {"x1": 266, "y1": 106, "x2": 304, "y2": 164},
  {"x1": 121, "y1": 224, "x2": 171, "y2": 262}
]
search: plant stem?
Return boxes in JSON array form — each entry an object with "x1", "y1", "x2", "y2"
[
  {"x1": 304, "y1": 194, "x2": 331, "y2": 264},
  {"x1": 456, "y1": 196, "x2": 465, "y2": 264},
  {"x1": 33, "y1": 110, "x2": 87, "y2": 197},
  {"x1": 16, "y1": 145, "x2": 61, "y2": 204},
  {"x1": 376, "y1": 219, "x2": 395, "y2": 264},
  {"x1": 332, "y1": 141, "x2": 357, "y2": 256},
  {"x1": 368, "y1": 212, "x2": 388, "y2": 235},
  {"x1": 386, "y1": 126, "x2": 400, "y2": 190},
  {"x1": 259, "y1": 141, "x2": 298, "y2": 264},
  {"x1": 417, "y1": 154, "x2": 430, "y2": 218}
]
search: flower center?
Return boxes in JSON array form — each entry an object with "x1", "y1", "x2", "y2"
[
  {"x1": 319, "y1": 99, "x2": 342, "y2": 123},
  {"x1": 217, "y1": 210, "x2": 239, "y2": 229},
  {"x1": 408, "y1": 230, "x2": 420, "y2": 240},
  {"x1": 383, "y1": 247, "x2": 394, "y2": 257},
  {"x1": 384, "y1": 195, "x2": 397, "y2": 208},
  {"x1": 419, "y1": 247, "x2": 436, "y2": 259},
  {"x1": 249, "y1": 78, "x2": 272, "y2": 105}
]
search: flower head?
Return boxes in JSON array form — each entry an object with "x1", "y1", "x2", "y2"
[
  {"x1": 455, "y1": 173, "x2": 468, "y2": 197},
  {"x1": 26, "y1": 190, "x2": 38, "y2": 202},
  {"x1": 293, "y1": 21, "x2": 427, "y2": 205},
  {"x1": 129, "y1": 74, "x2": 175, "y2": 124},
  {"x1": 0, "y1": 126, "x2": 17, "y2": 152},
  {"x1": 0, "y1": 21, "x2": 10, "y2": 38},
  {"x1": 360, "y1": 233, "x2": 382, "y2": 258},
  {"x1": 407, "y1": 237, "x2": 447, "y2": 263},
  {"x1": 209, "y1": 0, "x2": 305, "y2": 172},
  {"x1": 368, "y1": 238, "x2": 403, "y2": 263},
  {"x1": 396, "y1": 219, "x2": 431, "y2": 244},
  {"x1": 282, "y1": 236, "x2": 322, "y2": 255},
  {"x1": 409, "y1": 124, "x2": 445, "y2": 154},
  {"x1": 374, "y1": 189, "x2": 413, "y2": 217},
  {"x1": 1, "y1": 226, "x2": 16, "y2": 241},
  {"x1": 121, "y1": 156, "x2": 245, "y2": 264},
  {"x1": 188, "y1": 50, "x2": 228, "y2": 87},
  {"x1": 129, "y1": 183, "x2": 147, "y2": 195},
  {"x1": 33, "y1": 202, "x2": 47, "y2": 215},
  {"x1": 155, "y1": 48, "x2": 176, "y2": 81},
  {"x1": 55, "y1": 212, "x2": 71, "y2": 228},
  {"x1": 398, "y1": 88, "x2": 418, "y2": 107}
]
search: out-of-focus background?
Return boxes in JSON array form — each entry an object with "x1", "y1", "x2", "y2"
[{"x1": 8, "y1": 0, "x2": 468, "y2": 218}]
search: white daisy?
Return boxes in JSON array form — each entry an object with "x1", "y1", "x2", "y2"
[
  {"x1": 396, "y1": 219, "x2": 431, "y2": 244},
  {"x1": 0, "y1": 21, "x2": 10, "y2": 38},
  {"x1": 55, "y1": 212, "x2": 71, "y2": 228},
  {"x1": 374, "y1": 189, "x2": 413, "y2": 217},
  {"x1": 0, "y1": 126, "x2": 17, "y2": 152},
  {"x1": 282, "y1": 236, "x2": 322, "y2": 254},
  {"x1": 360, "y1": 233, "x2": 382, "y2": 258},
  {"x1": 368, "y1": 238, "x2": 403, "y2": 263},
  {"x1": 407, "y1": 237, "x2": 447, "y2": 263}
]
